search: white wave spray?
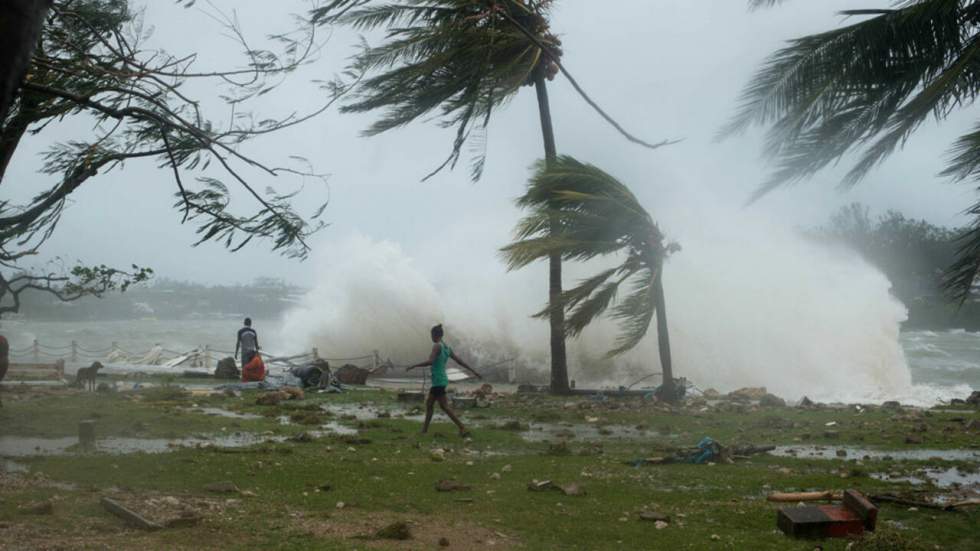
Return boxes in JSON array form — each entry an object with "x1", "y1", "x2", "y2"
[{"x1": 280, "y1": 212, "x2": 963, "y2": 405}]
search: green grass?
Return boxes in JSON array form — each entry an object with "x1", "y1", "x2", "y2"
[{"x1": 0, "y1": 387, "x2": 976, "y2": 550}]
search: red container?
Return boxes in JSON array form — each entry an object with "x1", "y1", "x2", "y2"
[{"x1": 242, "y1": 355, "x2": 265, "y2": 382}]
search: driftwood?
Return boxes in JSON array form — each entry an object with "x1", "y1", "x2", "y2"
[
  {"x1": 767, "y1": 491, "x2": 840, "y2": 503},
  {"x1": 100, "y1": 497, "x2": 163, "y2": 531}
]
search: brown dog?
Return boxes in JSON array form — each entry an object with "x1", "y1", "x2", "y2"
[{"x1": 74, "y1": 361, "x2": 103, "y2": 391}]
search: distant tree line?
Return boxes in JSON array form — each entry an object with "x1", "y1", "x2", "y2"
[
  {"x1": 12, "y1": 277, "x2": 304, "y2": 321},
  {"x1": 813, "y1": 203, "x2": 980, "y2": 330}
]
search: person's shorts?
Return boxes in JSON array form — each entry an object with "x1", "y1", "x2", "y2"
[{"x1": 429, "y1": 385, "x2": 447, "y2": 398}]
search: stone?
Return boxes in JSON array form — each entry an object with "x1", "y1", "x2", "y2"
[
  {"x1": 439, "y1": 537, "x2": 451, "y2": 547},
  {"x1": 759, "y1": 394, "x2": 787, "y2": 408},
  {"x1": 904, "y1": 435, "x2": 923, "y2": 445},
  {"x1": 214, "y1": 357, "x2": 240, "y2": 379},
  {"x1": 655, "y1": 520, "x2": 669, "y2": 530},
  {"x1": 430, "y1": 449, "x2": 446, "y2": 462},
  {"x1": 376, "y1": 521, "x2": 412, "y2": 540},
  {"x1": 204, "y1": 481, "x2": 239, "y2": 494}
]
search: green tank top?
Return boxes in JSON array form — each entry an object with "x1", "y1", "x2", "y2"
[{"x1": 431, "y1": 342, "x2": 452, "y2": 387}]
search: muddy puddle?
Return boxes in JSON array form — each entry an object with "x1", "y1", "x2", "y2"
[
  {"x1": 0, "y1": 433, "x2": 287, "y2": 457},
  {"x1": 770, "y1": 446, "x2": 980, "y2": 462},
  {"x1": 872, "y1": 467, "x2": 980, "y2": 489},
  {"x1": 520, "y1": 422, "x2": 670, "y2": 443}
]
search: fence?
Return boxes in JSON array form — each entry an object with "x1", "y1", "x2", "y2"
[{"x1": 6, "y1": 339, "x2": 382, "y2": 372}]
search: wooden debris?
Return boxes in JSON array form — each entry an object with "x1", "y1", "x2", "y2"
[
  {"x1": 100, "y1": 497, "x2": 162, "y2": 531},
  {"x1": 768, "y1": 491, "x2": 840, "y2": 503}
]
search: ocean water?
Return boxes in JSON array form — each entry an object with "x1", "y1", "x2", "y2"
[{"x1": 1, "y1": 319, "x2": 976, "y2": 403}]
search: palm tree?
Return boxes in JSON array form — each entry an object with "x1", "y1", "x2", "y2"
[
  {"x1": 501, "y1": 156, "x2": 681, "y2": 400},
  {"x1": 312, "y1": 0, "x2": 671, "y2": 394},
  {"x1": 726, "y1": 0, "x2": 980, "y2": 302}
]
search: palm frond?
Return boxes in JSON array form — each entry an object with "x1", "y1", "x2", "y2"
[{"x1": 502, "y1": 155, "x2": 674, "y2": 356}]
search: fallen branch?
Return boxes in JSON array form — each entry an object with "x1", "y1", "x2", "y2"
[{"x1": 767, "y1": 491, "x2": 841, "y2": 503}]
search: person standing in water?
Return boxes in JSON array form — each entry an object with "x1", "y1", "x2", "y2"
[
  {"x1": 408, "y1": 324, "x2": 481, "y2": 436},
  {"x1": 235, "y1": 317, "x2": 260, "y2": 369}
]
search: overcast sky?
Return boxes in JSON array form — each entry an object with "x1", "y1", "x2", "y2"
[{"x1": 7, "y1": 0, "x2": 978, "y2": 287}]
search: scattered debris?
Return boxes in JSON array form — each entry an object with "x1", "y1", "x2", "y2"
[
  {"x1": 768, "y1": 491, "x2": 839, "y2": 503},
  {"x1": 435, "y1": 479, "x2": 470, "y2": 492},
  {"x1": 527, "y1": 480, "x2": 554, "y2": 492},
  {"x1": 777, "y1": 490, "x2": 877, "y2": 539},
  {"x1": 256, "y1": 391, "x2": 287, "y2": 406},
  {"x1": 559, "y1": 483, "x2": 585, "y2": 497},
  {"x1": 282, "y1": 387, "x2": 305, "y2": 401},
  {"x1": 639, "y1": 511, "x2": 670, "y2": 523},
  {"x1": 728, "y1": 387, "x2": 768, "y2": 401},
  {"x1": 214, "y1": 357, "x2": 240, "y2": 380},
  {"x1": 335, "y1": 364, "x2": 370, "y2": 385}
]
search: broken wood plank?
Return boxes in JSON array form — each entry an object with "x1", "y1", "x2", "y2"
[{"x1": 100, "y1": 497, "x2": 162, "y2": 531}]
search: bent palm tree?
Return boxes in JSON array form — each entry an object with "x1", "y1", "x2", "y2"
[
  {"x1": 726, "y1": 0, "x2": 980, "y2": 301},
  {"x1": 501, "y1": 156, "x2": 681, "y2": 400},
  {"x1": 313, "y1": 0, "x2": 671, "y2": 394}
]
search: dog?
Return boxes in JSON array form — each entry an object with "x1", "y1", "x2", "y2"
[{"x1": 73, "y1": 361, "x2": 103, "y2": 391}]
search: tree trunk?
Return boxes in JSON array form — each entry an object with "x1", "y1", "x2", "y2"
[
  {"x1": 653, "y1": 262, "x2": 676, "y2": 401},
  {"x1": 0, "y1": 0, "x2": 51, "y2": 123},
  {"x1": 534, "y1": 73, "x2": 569, "y2": 394}
]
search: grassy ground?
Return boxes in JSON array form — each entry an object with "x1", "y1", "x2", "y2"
[{"x1": 0, "y1": 381, "x2": 977, "y2": 550}]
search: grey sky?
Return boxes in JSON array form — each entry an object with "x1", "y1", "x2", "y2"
[{"x1": 6, "y1": 0, "x2": 976, "y2": 286}]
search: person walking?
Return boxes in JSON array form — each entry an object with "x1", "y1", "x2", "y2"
[{"x1": 407, "y1": 324, "x2": 481, "y2": 437}]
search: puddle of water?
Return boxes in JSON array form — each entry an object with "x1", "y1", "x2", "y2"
[
  {"x1": 189, "y1": 407, "x2": 261, "y2": 420},
  {"x1": 770, "y1": 446, "x2": 980, "y2": 462},
  {"x1": 1, "y1": 459, "x2": 29, "y2": 473},
  {"x1": 319, "y1": 422, "x2": 358, "y2": 436},
  {"x1": 520, "y1": 422, "x2": 666, "y2": 443},
  {"x1": 872, "y1": 467, "x2": 980, "y2": 489},
  {"x1": 0, "y1": 433, "x2": 286, "y2": 457},
  {"x1": 320, "y1": 403, "x2": 388, "y2": 420}
]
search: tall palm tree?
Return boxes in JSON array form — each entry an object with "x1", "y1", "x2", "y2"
[
  {"x1": 312, "y1": 0, "x2": 670, "y2": 393},
  {"x1": 501, "y1": 156, "x2": 681, "y2": 400},
  {"x1": 726, "y1": 0, "x2": 980, "y2": 302}
]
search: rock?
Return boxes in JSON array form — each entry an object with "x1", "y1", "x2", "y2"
[
  {"x1": 502, "y1": 464, "x2": 512, "y2": 473},
  {"x1": 835, "y1": 449, "x2": 847, "y2": 458},
  {"x1": 376, "y1": 521, "x2": 412, "y2": 540},
  {"x1": 728, "y1": 387, "x2": 767, "y2": 401},
  {"x1": 639, "y1": 511, "x2": 670, "y2": 523},
  {"x1": 489, "y1": 473, "x2": 501, "y2": 480},
  {"x1": 214, "y1": 357, "x2": 240, "y2": 379},
  {"x1": 204, "y1": 481, "x2": 239, "y2": 494},
  {"x1": 966, "y1": 391, "x2": 980, "y2": 406},
  {"x1": 759, "y1": 394, "x2": 786, "y2": 408},
  {"x1": 335, "y1": 501, "x2": 345, "y2": 509},
  {"x1": 255, "y1": 391, "x2": 286, "y2": 406},
  {"x1": 882, "y1": 400, "x2": 902, "y2": 409},
  {"x1": 560, "y1": 483, "x2": 585, "y2": 497},
  {"x1": 430, "y1": 449, "x2": 446, "y2": 462},
  {"x1": 19, "y1": 500, "x2": 53, "y2": 515},
  {"x1": 701, "y1": 388, "x2": 721, "y2": 399},
  {"x1": 435, "y1": 479, "x2": 471, "y2": 492},
  {"x1": 439, "y1": 537, "x2": 451, "y2": 547},
  {"x1": 904, "y1": 435, "x2": 923, "y2": 445}
]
